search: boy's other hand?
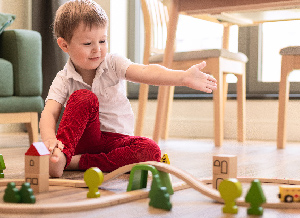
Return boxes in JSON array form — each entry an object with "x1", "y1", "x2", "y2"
[{"x1": 183, "y1": 61, "x2": 217, "y2": 93}]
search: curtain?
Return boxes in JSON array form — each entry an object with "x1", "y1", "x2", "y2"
[{"x1": 31, "y1": 0, "x2": 68, "y2": 100}]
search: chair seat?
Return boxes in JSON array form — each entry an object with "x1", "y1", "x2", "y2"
[
  {"x1": 149, "y1": 49, "x2": 248, "y2": 63},
  {"x1": 280, "y1": 46, "x2": 300, "y2": 55},
  {"x1": 0, "y1": 96, "x2": 44, "y2": 113}
]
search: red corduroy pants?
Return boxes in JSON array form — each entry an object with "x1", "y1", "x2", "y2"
[{"x1": 56, "y1": 89, "x2": 161, "y2": 172}]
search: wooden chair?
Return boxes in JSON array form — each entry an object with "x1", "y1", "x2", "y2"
[
  {"x1": 135, "y1": 0, "x2": 248, "y2": 146},
  {"x1": 277, "y1": 46, "x2": 300, "y2": 149}
]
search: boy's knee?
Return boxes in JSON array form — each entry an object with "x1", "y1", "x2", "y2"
[
  {"x1": 68, "y1": 89, "x2": 99, "y2": 110},
  {"x1": 134, "y1": 137, "x2": 161, "y2": 162}
]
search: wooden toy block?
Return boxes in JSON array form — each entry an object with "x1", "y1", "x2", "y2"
[
  {"x1": 0, "y1": 154, "x2": 6, "y2": 178},
  {"x1": 219, "y1": 178, "x2": 242, "y2": 214},
  {"x1": 245, "y1": 179, "x2": 266, "y2": 215},
  {"x1": 127, "y1": 164, "x2": 158, "y2": 192},
  {"x1": 25, "y1": 173, "x2": 49, "y2": 194},
  {"x1": 213, "y1": 154, "x2": 237, "y2": 176},
  {"x1": 84, "y1": 167, "x2": 104, "y2": 198},
  {"x1": 213, "y1": 154, "x2": 237, "y2": 189},
  {"x1": 25, "y1": 155, "x2": 49, "y2": 174},
  {"x1": 19, "y1": 182, "x2": 36, "y2": 204},
  {"x1": 25, "y1": 142, "x2": 50, "y2": 193},
  {"x1": 160, "y1": 153, "x2": 170, "y2": 164},
  {"x1": 3, "y1": 182, "x2": 21, "y2": 203}
]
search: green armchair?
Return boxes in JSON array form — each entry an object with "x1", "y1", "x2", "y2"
[{"x1": 0, "y1": 29, "x2": 44, "y2": 145}]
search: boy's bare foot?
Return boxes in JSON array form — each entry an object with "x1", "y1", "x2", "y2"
[
  {"x1": 66, "y1": 155, "x2": 81, "y2": 170},
  {"x1": 49, "y1": 147, "x2": 66, "y2": 178}
]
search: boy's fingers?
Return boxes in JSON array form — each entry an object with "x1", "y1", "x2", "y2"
[
  {"x1": 194, "y1": 61, "x2": 206, "y2": 70},
  {"x1": 48, "y1": 141, "x2": 59, "y2": 153},
  {"x1": 57, "y1": 141, "x2": 64, "y2": 151},
  {"x1": 50, "y1": 148, "x2": 60, "y2": 163}
]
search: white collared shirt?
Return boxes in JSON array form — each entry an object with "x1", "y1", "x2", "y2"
[{"x1": 46, "y1": 53, "x2": 134, "y2": 135}]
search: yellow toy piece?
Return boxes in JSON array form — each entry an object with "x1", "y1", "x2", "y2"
[
  {"x1": 219, "y1": 178, "x2": 242, "y2": 214},
  {"x1": 84, "y1": 167, "x2": 104, "y2": 198},
  {"x1": 160, "y1": 154, "x2": 170, "y2": 165}
]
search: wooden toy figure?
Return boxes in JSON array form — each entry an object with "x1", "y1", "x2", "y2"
[
  {"x1": 0, "y1": 154, "x2": 6, "y2": 178},
  {"x1": 19, "y1": 182, "x2": 36, "y2": 204},
  {"x1": 219, "y1": 178, "x2": 242, "y2": 214},
  {"x1": 84, "y1": 167, "x2": 104, "y2": 198},
  {"x1": 3, "y1": 182, "x2": 21, "y2": 203},
  {"x1": 25, "y1": 142, "x2": 50, "y2": 193},
  {"x1": 160, "y1": 153, "x2": 170, "y2": 164},
  {"x1": 245, "y1": 179, "x2": 266, "y2": 215}
]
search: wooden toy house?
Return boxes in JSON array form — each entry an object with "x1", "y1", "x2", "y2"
[
  {"x1": 25, "y1": 142, "x2": 50, "y2": 193},
  {"x1": 213, "y1": 154, "x2": 237, "y2": 190}
]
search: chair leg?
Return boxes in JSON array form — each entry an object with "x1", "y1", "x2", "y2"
[
  {"x1": 153, "y1": 86, "x2": 169, "y2": 143},
  {"x1": 135, "y1": 83, "x2": 149, "y2": 136},
  {"x1": 236, "y1": 73, "x2": 246, "y2": 142},
  {"x1": 213, "y1": 67, "x2": 224, "y2": 147},
  {"x1": 161, "y1": 86, "x2": 175, "y2": 140},
  {"x1": 277, "y1": 56, "x2": 293, "y2": 149},
  {"x1": 223, "y1": 75, "x2": 228, "y2": 122},
  {"x1": 25, "y1": 112, "x2": 38, "y2": 146}
]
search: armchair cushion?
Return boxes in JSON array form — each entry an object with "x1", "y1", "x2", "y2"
[
  {"x1": 0, "y1": 96, "x2": 43, "y2": 113},
  {"x1": 0, "y1": 13, "x2": 15, "y2": 35},
  {"x1": 0, "y1": 58, "x2": 13, "y2": 96},
  {"x1": 0, "y1": 29, "x2": 42, "y2": 96}
]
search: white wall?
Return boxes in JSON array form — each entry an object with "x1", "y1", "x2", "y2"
[
  {"x1": 0, "y1": 0, "x2": 32, "y2": 29},
  {"x1": 94, "y1": 0, "x2": 128, "y2": 56},
  {"x1": 130, "y1": 99, "x2": 300, "y2": 142}
]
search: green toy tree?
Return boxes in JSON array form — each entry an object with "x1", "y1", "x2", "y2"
[
  {"x1": 219, "y1": 178, "x2": 242, "y2": 214},
  {"x1": 245, "y1": 179, "x2": 266, "y2": 215},
  {"x1": 19, "y1": 182, "x2": 36, "y2": 204},
  {"x1": 3, "y1": 182, "x2": 21, "y2": 203},
  {"x1": 0, "y1": 154, "x2": 6, "y2": 178},
  {"x1": 149, "y1": 174, "x2": 172, "y2": 211},
  {"x1": 84, "y1": 167, "x2": 104, "y2": 198}
]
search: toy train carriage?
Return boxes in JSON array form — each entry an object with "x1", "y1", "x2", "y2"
[{"x1": 278, "y1": 185, "x2": 300, "y2": 203}]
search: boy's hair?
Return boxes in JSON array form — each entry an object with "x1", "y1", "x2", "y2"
[{"x1": 54, "y1": 0, "x2": 108, "y2": 43}]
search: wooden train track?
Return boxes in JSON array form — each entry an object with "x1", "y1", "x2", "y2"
[{"x1": 0, "y1": 161, "x2": 300, "y2": 214}]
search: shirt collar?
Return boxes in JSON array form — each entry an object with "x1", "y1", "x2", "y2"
[{"x1": 65, "y1": 55, "x2": 109, "y2": 82}]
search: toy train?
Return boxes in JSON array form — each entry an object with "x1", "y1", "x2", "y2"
[{"x1": 278, "y1": 185, "x2": 300, "y2": 203}]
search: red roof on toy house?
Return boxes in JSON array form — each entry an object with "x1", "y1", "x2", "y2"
[{"x1": 25, "y1": 142, "x2": 50, "y2": 156}]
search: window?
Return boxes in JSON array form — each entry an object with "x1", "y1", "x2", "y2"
[
  {"x1": 30, "y1": 160, "x2": 34, "y2": 166},
  {"x1": 240, "y1": 22, "x2": 300, "y2": 97},
  {"x1": 261, "y1": 20, "x2": 300, "y2": 82}
]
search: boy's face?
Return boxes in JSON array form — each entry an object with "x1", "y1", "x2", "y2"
[{"x1": 60, "y1": 22, "x2": 108, "y2": 75}]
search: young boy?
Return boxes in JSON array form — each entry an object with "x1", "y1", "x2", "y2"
[{"x1": 40, "y1": 0, "x2": 217, "y2": 178}]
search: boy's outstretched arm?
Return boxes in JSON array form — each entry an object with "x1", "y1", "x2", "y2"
[{"x1": 126, "y1": 61, "x2": 217, "y2": 93}]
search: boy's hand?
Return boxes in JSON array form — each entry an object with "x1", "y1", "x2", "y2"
[
  {"x1": 44, "y1": 138, "x2": 65, "y2": 163},
  {"x1": 44, "y1": 138, "x2": 64, "y2": 154},
  {"x1": 183, "y1": 61, "x2": 217, "y2": 93}
]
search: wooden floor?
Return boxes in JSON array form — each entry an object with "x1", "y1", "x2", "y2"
[{"x1": 1, "y1": 133, "x2": 300, "y2": 217}]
